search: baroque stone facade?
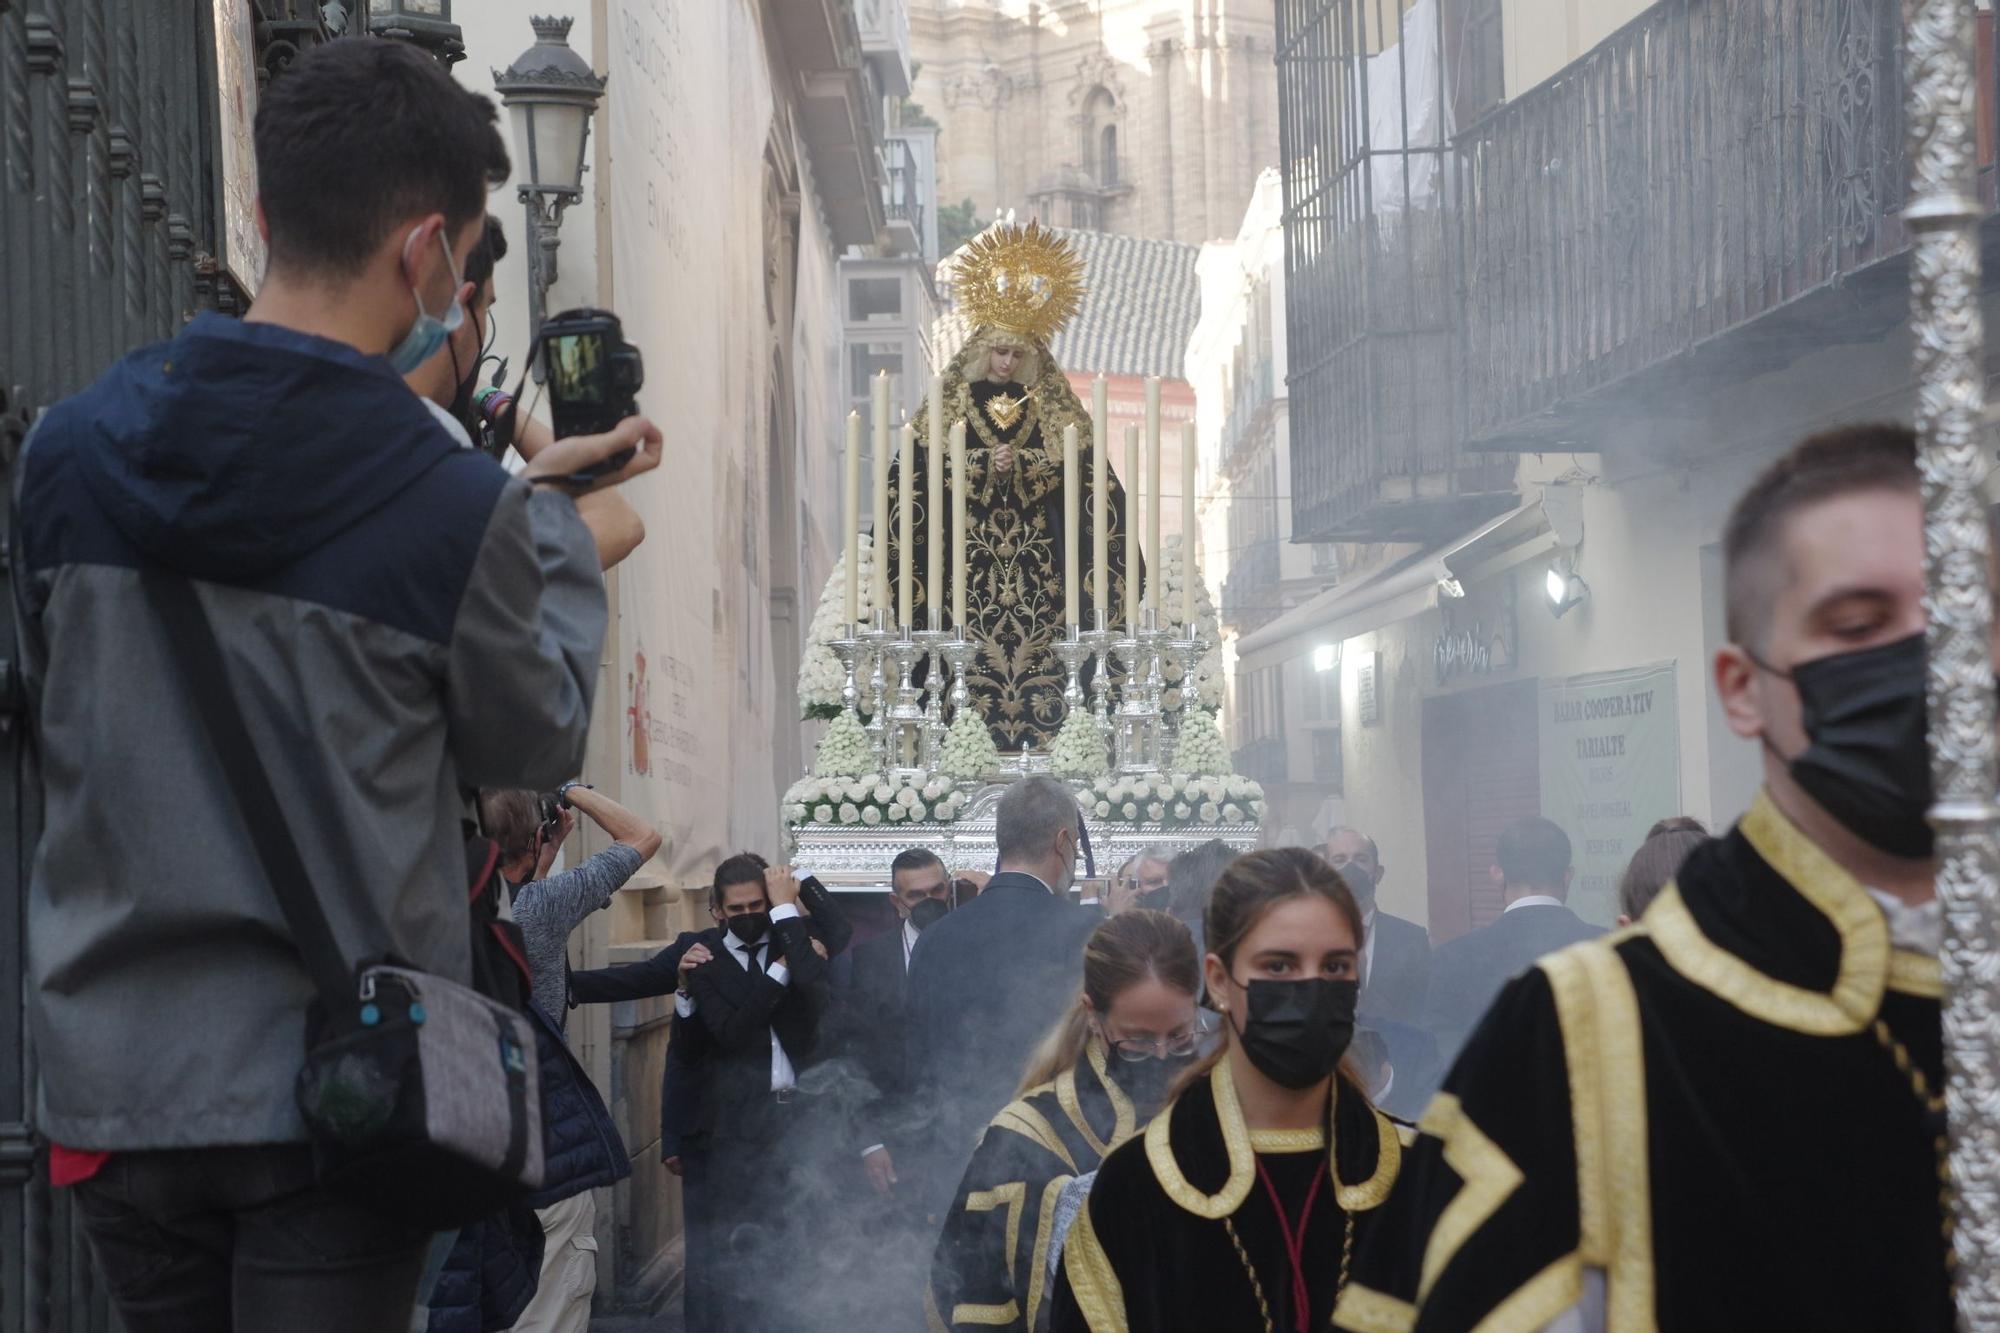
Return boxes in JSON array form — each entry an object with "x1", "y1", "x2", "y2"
[{"x1": 910, "y1": 0, "x2": 1279, "y2": 245}]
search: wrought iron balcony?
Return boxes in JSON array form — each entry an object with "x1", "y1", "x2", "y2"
[
  {"x1": 1221, "y1": 537, "x2": 1284, "y2": 636},
  {"x1": 883, "y1": 132, "x2": 928, "y2": 258},
  {"x1": 1453, "y1": 0, "x2": 1983, "y2": 451}
]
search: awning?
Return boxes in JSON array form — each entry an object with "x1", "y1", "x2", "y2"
[{"x1": 1234, "y1": 499, "x2": 1549, "y2": 674}]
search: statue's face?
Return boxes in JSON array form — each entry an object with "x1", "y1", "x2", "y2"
[{"x1": 987, "y1": 343, "x2": 1024, "y2": 384}]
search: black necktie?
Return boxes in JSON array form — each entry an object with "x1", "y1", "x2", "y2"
[{"x1": 744, "y1": 941, "x2": 765, "y2": 976}]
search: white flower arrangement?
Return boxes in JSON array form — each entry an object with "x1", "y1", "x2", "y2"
[
  {"x1": 780, "y1": 771, "x2": 969, "y2": 828},
  {"x1": 1075, "y1": 770, "x2": 1265, "y2": 829},
  {"x1": 797, "y1": 535, "x2": 881, "y2": 719},
  {"x1": 812, "y1": 711, "x2": 876, "y2": 778},
  {"x1": 1172, "y1": 707, "x2": 1230, "y2": 777},
  {"x1": 1049, "y1": 709, "x2": 1110, "y2": 779},
  {"x1": 937, "y1": 710, "x2": 1002, "y2": 781},
  {"x1": 1142, "y1": 534, "x2": 1225, "y2": 710}
]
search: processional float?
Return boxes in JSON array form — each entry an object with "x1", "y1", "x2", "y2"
[{"x1": 784, "y1": 224, "x2": 1263, "y2": 882}]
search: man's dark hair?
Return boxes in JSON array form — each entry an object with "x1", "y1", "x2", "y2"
[
  {"x1": 710, "y1": 851, "x2": 770, "y2": 909},
  {"x1": 1645, "y1": 815, "x2": 1708, "y2": 839},
  {"x1": 254, "y1": 38, "x2": 509, "y2": 276},
  {"x1": 1496, "y1": 817, "x2": 1572, "y2": 892},
  {"x1": 891, "y1": 847, "x2": 946, "y2": 882},
  {"x1": 464, "y1": 216, "x2": 509, "y2": 292},
  {"x1": 1721, "y1": 424, "x2": 1917, "y2": 646}
]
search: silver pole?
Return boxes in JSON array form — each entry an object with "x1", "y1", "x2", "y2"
[{"x1": 1907, "y1": 0, "x2": 2000, "y2": 1324}]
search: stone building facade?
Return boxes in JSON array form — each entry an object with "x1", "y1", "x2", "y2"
[{"x1": 910, "y1": 0, "x2": 1279, "y2": 245}]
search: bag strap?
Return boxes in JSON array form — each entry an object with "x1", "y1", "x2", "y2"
[{"x1": 146, "y1": 572, "x2": 356, "y2": 1011}]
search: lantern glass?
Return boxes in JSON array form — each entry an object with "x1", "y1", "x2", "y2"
[{"x1": 512, "y1": 99, "x2": 591, "y2": 195}]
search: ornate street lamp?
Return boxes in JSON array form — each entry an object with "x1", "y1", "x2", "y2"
[
  {"x1": 364, "y1": 0, "x2": 465, "y2": 64},
  {"x1": 493, "y1": 16, "x2": 608, "y2": 341}
]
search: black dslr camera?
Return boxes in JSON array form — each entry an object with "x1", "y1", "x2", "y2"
[{"x1": 541, "y1": 307, "x2": 645, "y2": 483}]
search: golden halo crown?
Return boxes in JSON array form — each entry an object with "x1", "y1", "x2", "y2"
[{"x1": 952, "y1": 220, "x2": 1087, "y2": 346}]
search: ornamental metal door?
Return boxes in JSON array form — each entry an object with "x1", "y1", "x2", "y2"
[{"x1": 1, "y1": 1, "x2": 239, "y2": 1327}]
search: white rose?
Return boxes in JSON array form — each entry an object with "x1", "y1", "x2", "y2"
[
  {"x1": 862, "y1": 806, "x2": 883, "y2": 826},
  {"x1": 1226, "y1": 777, "x2": 1250, "y2": 800},
  {"x1": 1095, "y1": 800, "x2": 1112, "y2": 818},
  {"x1": 784, "y1": 803, "x2": 806, "y2": 822},
  {"x1": 1223, "y1": 806, "x2": 1245, "y2": 824},
  {"x1": 924, "y1": 778, "x2": 948, "y2": 801},
  {"x1": 1174, "y1": 802, "x2": 1192, "y2": 819},
  {"x1": 873, "y1": 782, "x2": 894, "y2": 804},
  {"x1": 898, "y1": 788, "x2": 920, "y2": 809},
  {"x1": 1122, "y1": 801, "x2": 1139, "y2": 820},
  {"x1": 1199, "y1": 801, "x2": 1221, "y2": 823},
  {"x1": 911, "y1": 802, "x2": 929, "y2": 821},
  {"x1": 838, "y1": 803, "x2": 861, "y2": 823},
  {"x1": 1155, "y1": 779, "x2": 1176, "y2": 801},
  {"x1": 1202, "y1": 779, "x2": 1227, "y2": 804},
  {"x1": 1250, "y1": 799, "x2": 1266, "y2": 817},
  {"x1": 814, "y1": 806, "x2": 834, "y2": 824},
  {"x1": 888, "y1": 804, "x2": 907, "y2": 822},
  {"x1": 1147, "y1": 802, "x2": 1166, "y2": 822}
]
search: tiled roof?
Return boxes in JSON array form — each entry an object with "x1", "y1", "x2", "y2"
[{"x1": 935, "y1": 225, "x2": 1202, "y2": 381}]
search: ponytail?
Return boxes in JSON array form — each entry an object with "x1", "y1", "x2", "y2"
[{"x1": 1014, "y1": 909, "x2": 1200, "y2": 1098}]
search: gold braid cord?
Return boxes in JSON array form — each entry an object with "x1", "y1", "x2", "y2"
[
  {"x1": 1906, "y1": 0, "x2": 2000, "y2": 1322},
  {"x1": 884, "y1": 329, "x2": 1138, "y2": 751}
]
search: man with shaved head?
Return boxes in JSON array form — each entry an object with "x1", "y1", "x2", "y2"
[{"x1": 1338, "y1": 424, "x2": 1959, "y2": 1331}]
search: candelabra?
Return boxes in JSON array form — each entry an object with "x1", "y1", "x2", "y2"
[
  {"x1": 915, "y1": 622, "x2": 951, "y2": 772},
  {"x1": 860, "y1": 609, "x2": 893, "y2": 772},
  {"x1": 1111, "y1": 610, "x2": 1164, "y2": 774},
  {"x1": 828, "y1": 629, "x2": 866, "y2": 724},
  {"x1": 940, "y1": 635, "x2": 976, "y2": 717},
  {"x1": 883, "y1": 631, "x2": 929, "y2": 780},
  {"x1": 1081, "y1": 611, "x2": 1117, "y2": 737},
  {"x1": 1054, "y1": 627, "x2": 1089, "y2": 719}
]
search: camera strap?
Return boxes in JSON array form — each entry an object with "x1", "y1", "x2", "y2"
[{"x1": 145, "y1": 571, "x2": 359, "y2": 1012}]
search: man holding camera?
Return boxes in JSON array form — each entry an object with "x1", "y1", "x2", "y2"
[{"x1": 15, "y1": 38, "x2": 659, "y2": 1333}]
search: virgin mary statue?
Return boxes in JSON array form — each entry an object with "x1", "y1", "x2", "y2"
[{"x1": 884, "y1": 222, "x2": 1140, "y2": 752}]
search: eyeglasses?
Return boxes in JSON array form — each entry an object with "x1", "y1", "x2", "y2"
[{"x1": 1106, "y1": 1015, "x2": 1213, "y2": 1062}]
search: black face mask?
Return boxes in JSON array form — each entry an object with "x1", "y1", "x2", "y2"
[
  {"x1": 908, "y1": 898, "x2": 949, "y2": 933},
  {"x1": 1760, "y1": 633, "x2": 1935, "y2": 859},
  {"x1": 1106, "y1": 1049, "x2": 1195, "y2": 1111},
  {"x1": 729, "y1": 912, "x2": 771, "y2": 948},
  {"x1": 1228, "y1": 977, "x2": 1358, "y2": 1091}
]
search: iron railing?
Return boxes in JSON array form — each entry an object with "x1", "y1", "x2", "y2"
[
  {"x1": 1456, "y1": 0, "x2": 1915, "y2": 445},
  {"x1": 884, "y1": 132, "x2": 927, "y2": 254},
  {"x1": 1221, "y1": 537, "x2": 1284, "y2": 635}
]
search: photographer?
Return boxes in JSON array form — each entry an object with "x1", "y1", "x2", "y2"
[
  {"x1": 15, "y1": 39, "x2": 660, "y2": 1333},
  {"x1": 403, "y1": 217, "x2": 645, "y2": 572}
]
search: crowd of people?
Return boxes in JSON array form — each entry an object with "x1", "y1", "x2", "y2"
[{"x1": 10, "y1": 29, "x2": 1963, "y2": 1333}]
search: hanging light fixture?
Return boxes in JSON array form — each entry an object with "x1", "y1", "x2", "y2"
[{"x1": 1546, "y1": 551, "x2": 1589, "y2": 619}]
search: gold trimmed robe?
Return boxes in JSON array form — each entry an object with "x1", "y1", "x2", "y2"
[
  {"x1": 1051, "y1": 1061, "x2": 1406, "y2": 1333},
  {"x1": 1334, "y1": 792, "x2": 1952, "y2": 1333},
  {"x1": 927, "y1": 1039, "x2": 1145, "y2": 1332}
]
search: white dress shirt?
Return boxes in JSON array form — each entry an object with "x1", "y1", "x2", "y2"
[
  {"x1": 675, "y1": 901, "x2": 801, "y2": 1092},
  {"x1": 1502, "y1": 894, "x2": 1566, "y2": 914},
  {"x1": 1360, "y1": 906, "x2": 1378, "y2": 990}
]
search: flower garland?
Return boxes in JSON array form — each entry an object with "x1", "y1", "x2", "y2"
[
  {"x1": 1049, "y1": 708, "x2": 1110, "y2": 779},
  {"x1": 798, "y1": 536, "x2": 880, "y2": 720},
  {"x1": 1142, "y1": 534, "x2": 1225, "y2": 710},
  {"x1": 782, "y1": 774, "x2": 967, "y2": 827},
  {"x1": 1171, "y1": 707, "x2": 1230, "y2": 777},
  {"x1": 1076, "y1": 772, "x2": 1265, "y2": 829},
  {"x1": 938, "y1": 709, "x2": 1001, "y2": 781}
]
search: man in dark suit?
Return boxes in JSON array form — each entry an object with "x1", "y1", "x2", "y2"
[
  {"x1": 1424, "y1": 816, "x2": 1603, "y2": 1065},
  {"x1": 671, "y1": 856, "x2": 832, "y2": 1332},
  {"x1": 1325, "y1": 827, "x2": 1432, "y2": 1028},
  {"x1": 905, "y1": 776, "x2": 1097, "y2": 1219}
]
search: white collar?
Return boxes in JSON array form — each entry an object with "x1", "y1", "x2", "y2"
[
  {"x1": 1503, "y1": 894, "x2": 1566, "y2": 914},
  {"x1": 420, "y1": 395, "x2": 475, "y2": 450},
  {"x1": 902, "y1": 918, "x2": 920, "y2": 955},
  {"x1": 1863, "y1": 887, "x2": 1942, "y2": 957}
]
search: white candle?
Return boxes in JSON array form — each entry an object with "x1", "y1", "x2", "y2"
[
  {"x1": 1124, "y1": 424, "x2": 1140, "y2": 632},
  {"x1": 1145, "y1": 378, "x2": 1162, "y2": 621},
  {"x1": 898, "y1": 421, "x2": 915, "y2": 628},
  {"x1": 872, "y1": 373, "x2": 891, "y2": 616},
  {"x1": 1092, "y1": 376, "x2": 1108, "y2": 624},
  {"x1": 927, "y1": 376, "x2": 944, "y2": 629},
  {"x1": 951, "y1": 421, "x2": 968, "y2": 630},
  {"x1": 1181, "y1": 420, "x2": 1197, "y2": 630},
  {"x1": 1063, "y1": 423, "x2": 1079, "y2": 629},
  {"x1": 844, "y1": 410, "x2": 861, "y2": 629}
]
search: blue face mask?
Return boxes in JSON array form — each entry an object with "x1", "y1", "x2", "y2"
[{"x1": 386, "y1": 228, "x2": 465, "y2": 375}]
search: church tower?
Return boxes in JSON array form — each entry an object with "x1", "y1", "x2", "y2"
[{"x1": 909, "y1": 0, "x2": 1280, "y2": 245}]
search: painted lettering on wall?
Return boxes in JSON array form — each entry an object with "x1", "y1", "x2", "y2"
[{"x1": 1538, "y1": 666, "x2": 1679, "y2": 927}]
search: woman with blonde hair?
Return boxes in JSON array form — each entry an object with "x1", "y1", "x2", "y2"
[
  {"x1": 1051, "y1": 848, "x2": 1405, "y2": 1332},
  {"x1": 927, "y1": 910, "x2": 1203, "y2": 1332}
]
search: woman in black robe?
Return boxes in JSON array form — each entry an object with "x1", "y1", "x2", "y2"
[
  {"x1": 1050, "y1": 848, "x2": 1408, "y2": 1333},
  {"x1": 927, "y1": 910, "x2": 1203, "y2": 1332}
]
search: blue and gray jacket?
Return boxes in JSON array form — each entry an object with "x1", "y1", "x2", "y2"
[{"x1": 15, "y1": 311, "x2": 607, "y2": 1150}]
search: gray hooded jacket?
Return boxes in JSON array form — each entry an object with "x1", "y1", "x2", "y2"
[{"x1": 15, "y1": 312, "x2": 607, "y2": 1150}]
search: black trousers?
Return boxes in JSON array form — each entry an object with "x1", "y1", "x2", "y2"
[
  {"x1": 681, "y1": 1093, "x2": 826, "y2": 1333},
  {"x1": 70, "y1": 1143, "x2": 431, "y2": 1333}
]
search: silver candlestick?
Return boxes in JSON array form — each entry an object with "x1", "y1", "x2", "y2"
[
  {"x1": 1081, "y1": 611, "x2": 1116, "y2": 737},
  {"x1": 1111, "y1": 614, "x2": 1163, "y2": 774},
  {"x1": 861, "y1": 609, "x2": 893, "y2": 772},
  {"x1": 1054, "y1": 627, "x2": 1089, "y2": 717},
  {"x1": 828, "y1": 628, "x2": 866, "y2": 722},
  {"x1": 941, "y1": 634, "x2": 976, "y2": 717},
  {"x1": 915, "y1": 624, "x2": 951, "y2": 771},
  {"x1": 1160, "y1": 633, "x2": 1202, "y2": 768},
  {"x1": 883, "y1": 630, "x2": 929, "y2": 779}
]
